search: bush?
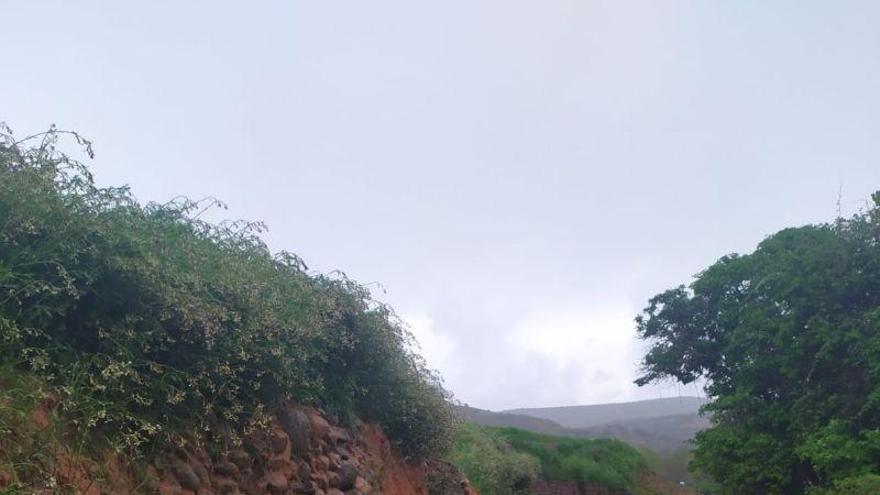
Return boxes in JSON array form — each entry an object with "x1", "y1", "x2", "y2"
[
  {"x1": 0, "y1": 124, "x2": 454, "y2": 459},
  {"x1": 449, "y1": 423, "x2": 539, "y2": 494},
  {"x1": 494, "y1": 427, "x2": 646, "y2": 490},
  {"x1": 451, "y1": 425, "x2": 648, "y2": 493}
]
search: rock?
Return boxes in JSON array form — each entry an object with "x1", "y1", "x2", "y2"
[
  {"x1": 309, "y1": 413, "x2": 331, "y2": 444},
  {"x1": 172, "y1": 460, "x2": 202, "y2": 491},
  {"x1": 328, "y1": 472, "x2": 340, "y2": 488},
  {"x1": 354, "y1": 476, "x2": 371, "y2": 494},
  {"x1": 158, "y1": 477, "x2": 183, "y2": 495},
  {"x1": 326, "y1": 489, "x2": 345, "y2": 495},
  {"x1": 216, "y1": 479, "x2": 239, "y2": 495},
  {"x1": 266, "y1": 457, "x2": 287, "y2": 471},
  {"x1": 228, "y1": 450, "x2": 252, "y2": 471},
  {"x1": 271, "y1": 430, "x2": 289, "y2": 454},
  {"x1": 297, "y1": 462, "x2": 312, "y2": 481},
  {"x1": 241, "y1": 468, "x2": 254, "y2": 483},
  {"x1": 214, "y1": 462, "x2": 240, "y2": 480},
  {"x1": 328, "y1": 426, "x2": 350, "y2": 446},
  {"x1": 192, "y1": 461, "x2": 210, "y2": 484},
  {"x1": 337, "y1": 462, "x2": 358, "y2": 491},
  {"x1": 266, "y1": 471, "x2": 288, "y2": 493},
  {"x1": 312, "y1": 472, "x2": 329, "y2": 490},
  {"x1": 280, "y1": 409, "x2": 312, "y2": 455}
]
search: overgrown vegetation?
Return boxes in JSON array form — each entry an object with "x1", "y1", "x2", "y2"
[
  {"x1": 0, "y1": 124, "x2": 455, "y2": 471},
  {"x1": 450, "y1": 424, "x2": 648, "y2": 494},
  {"x1": 495, "y1": 427, "x2": 647, "y2": 491},
  {"x1": 449, "y1": 423, "x2": 539, "y2": 494},
  {"x1": 639, "y1": 447, "x2": 717, "y2": 494},
  {"x1": 636, "y1": 193, "x2": 880, "y2": 494}
]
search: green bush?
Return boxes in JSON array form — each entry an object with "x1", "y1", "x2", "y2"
[
  {"x1": 451, "y1": 424, "x2": 648, "y2": 493},
  {"x1": 449, "y1": 423, "x2": 539, "y2": 494},
  {"x1": 0, "y1": 125, "x2": 454, "y2": 459},
  {"x1": 495, "y1": 427, "x2": 646, "y2": 490}
]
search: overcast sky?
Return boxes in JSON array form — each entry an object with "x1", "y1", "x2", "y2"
[{"x1": 4, "y1": 1, "x2": 880, "y2": 410}]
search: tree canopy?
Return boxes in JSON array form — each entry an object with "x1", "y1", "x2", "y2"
[{"x1": 636, "y1": 194, "x2": 880, "y2": 494}]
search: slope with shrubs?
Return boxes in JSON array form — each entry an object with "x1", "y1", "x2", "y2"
[
  {"x1": 449, "y1": 423, "x2": 540, "y2": 494},
  {"x1": 451, "y1": 423, "x2": 658, "y2": 494},
  {"x1": 0, "y1": 125, "x2": 455, "y2": 486}
]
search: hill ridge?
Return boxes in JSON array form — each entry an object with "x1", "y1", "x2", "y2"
[{"x1": 504, "y1": 396, "x2": 706, "y2": 429}]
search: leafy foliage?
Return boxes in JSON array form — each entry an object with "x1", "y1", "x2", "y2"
[
  {"x1": 452, "y1": 425, "x2": 648, "y2": 493},
  {"x1": 449, "y1": 423, "x2": 539, "y2": 494},
  {"x1": 807, "y1": 473, "x2": 880, "y2": 495},
  {"x1": 636, "y1": 193, "x2": 880, "y2": 494},
  {"x1": 0, "y1": 124, "x2": 454, "y2": 459}
]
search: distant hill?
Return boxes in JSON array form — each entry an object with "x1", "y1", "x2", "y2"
[
  {"x1": 457, "y1": 405, "x2": 566, "y2": 434},
  {"x1": 575, "y1": 412, "x2": 710, "y2": 453},
  {"x1": 505, "y1": 397, "x2": 707, "y2": 429},
  {"x1": 459, "y1": 397, "x2": 709, "y2": 454}
]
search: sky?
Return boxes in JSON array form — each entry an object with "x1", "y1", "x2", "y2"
[{"x1": 3, "y1": 1, "x2": 880, "y2": 410}]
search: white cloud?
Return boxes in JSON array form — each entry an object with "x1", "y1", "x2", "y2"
[
  {"x1": 507, "y1": 306, "x2": 644, "y2": 405},
  {"x1": 401, "y1": 312, "x2": 461, "y2": 382}
]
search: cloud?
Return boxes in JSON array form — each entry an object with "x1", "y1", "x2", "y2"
[
  {"x1": 506, "y1": 306, "x2": 644, "y2": 406},
  {"x1": 401, "y1": 312, "x2": 461, "y2": 382}
]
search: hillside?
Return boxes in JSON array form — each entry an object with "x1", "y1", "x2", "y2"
[
  {"x1": 505, "y1": 397, "x2": 706, "y2": 429},
  {"x1": 456, "y1": 405, "x2": 566, "y2": 435},
  {"x1": 0, "y1": 127, "x2": 467, "y2": 493},
  {"x1": 460, "y1": 398, "x2": 709, "y2": 454},
  {"x1": 450, "y1": 423, "x2": 696, "y2": 495},
  {"x1": 577, "y1": 413, "x2": 710, "y2": 454},
  {"x1": 0, "y1": 382, "x2": 475, "y2": 495}
]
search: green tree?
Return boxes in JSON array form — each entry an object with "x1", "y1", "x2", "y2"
[{"x1": 636, "y1": 193, "x2": 880, "y2": 494}]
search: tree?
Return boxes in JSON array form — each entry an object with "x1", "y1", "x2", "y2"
[{"x1": 636, "y1": 193, "x2": 880, "y2": 494}]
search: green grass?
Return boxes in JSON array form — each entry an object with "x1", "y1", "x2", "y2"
[
  {"x1": 450, "y1": 423, "x2": 539, "y2": 494},
  {"x1": 494, "y1": 427, "x2": 648, "y2": 490},
  {"x1": 450, "y1": 423, "x2": 650, "y2": 494}
]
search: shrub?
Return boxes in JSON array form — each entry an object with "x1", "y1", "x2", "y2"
[
  {"x1": 450, "y1": 424, "x2": 648, "y2": 493},
  {"x1": 449, "y1": 423, "x2": 539, "y2": 494},
  {"x1": 493, "y1": 427, "x2": 646, "y2": 490},
  {"x1": 0, "y1": 124, "x2": 454, "y2": 458}
]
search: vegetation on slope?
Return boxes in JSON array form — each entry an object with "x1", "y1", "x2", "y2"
[
  {"x1": 451, "y1": 423, "x2": 650, "y2": 494},
  {"x1": 449, "y1": 423, "x2": 540, "y2": 494},
  {"x1": 636, "y1": 193, "x2": 880, "y2": 494},
  {"x1": 0, "y1": 124, "x2": 455, "y2": 473},
  {"x1": 496, "y1": 427, "x2": 647, "y2": 490}
]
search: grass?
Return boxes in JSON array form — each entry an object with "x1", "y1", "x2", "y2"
[
  {"x1": 0, "y1": 363, "x2": 54, "y2": 488},
  {"x1": 451, "y1": 423, "x2": 652, "y2": 494},
  {"x1": 450, "y1": 423, "x2": 539, "y2": 494},
  {"x1": 494, "y1": 426, "x2": 647, "y2": 490},
  {"x1": 0, "y1": 361, "x2": 185, "y2": 493}
]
